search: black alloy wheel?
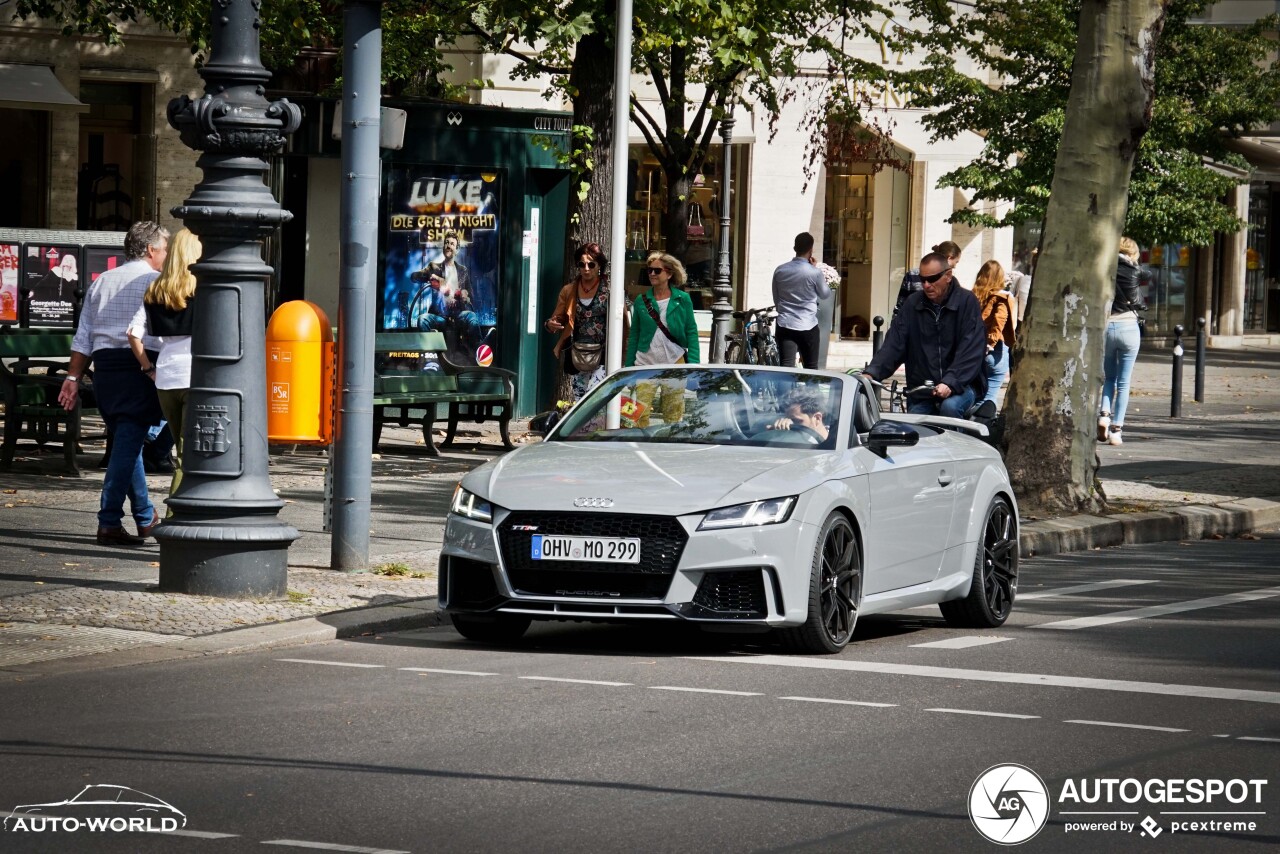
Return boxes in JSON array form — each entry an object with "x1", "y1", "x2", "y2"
[
  {"x1": 783, "y1": 513, "x2": 862, "y2": 654},
  {"x1": 940, "y1": 495, "x2": 1018, "y2": 628}
]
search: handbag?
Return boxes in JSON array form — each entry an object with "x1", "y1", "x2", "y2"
[
  {"x1": 560, "y1": 343, "x2": 579, "y2": 376},
  {"x1": 570, "y1": 341, "x2": 604, "y2": 374},
  {"x1": 686, "y1": 205, "x2": 707, "y2": 241}
]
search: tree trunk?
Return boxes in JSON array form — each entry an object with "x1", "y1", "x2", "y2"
[
  {"x1": 566, "y1": 32, "x2": 615, "y2": 257},
  {"x1": 1002, "y1": 0, "x2": 1168, "y2": 516}
]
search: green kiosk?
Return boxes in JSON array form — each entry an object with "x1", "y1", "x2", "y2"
[{"x1": 374, "y1": 102, "x2": 573, "y2": 419}]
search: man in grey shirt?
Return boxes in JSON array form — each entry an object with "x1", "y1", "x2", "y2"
[{"x1": 770, "y1": 232, "x2": 831, "y2": 368}]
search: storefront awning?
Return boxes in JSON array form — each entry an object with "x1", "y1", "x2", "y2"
[{"x1": 0, "y1": 63, "x2": 89, "y2": 113}]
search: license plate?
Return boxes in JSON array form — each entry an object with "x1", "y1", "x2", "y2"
[{"x1": 532, "y1": 535, "x2": 641, "y2": 564}]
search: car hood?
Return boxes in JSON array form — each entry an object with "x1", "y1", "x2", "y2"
[{"x1": 465, "y1": 441, "x2": 841, "y2": 515}]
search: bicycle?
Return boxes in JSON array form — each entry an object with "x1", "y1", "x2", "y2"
[
  {"x1": 855, "y1": 372, "x2": 1004, "y2": 446},
  {"x1": 724, "y1": 306, "x2": 780, "y2": 367}
]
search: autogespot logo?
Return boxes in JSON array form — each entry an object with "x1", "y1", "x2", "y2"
[{"x1": 969, "y1": 764, "x2": 1051, "y2": 845}]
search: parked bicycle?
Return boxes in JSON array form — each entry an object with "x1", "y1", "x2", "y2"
[{"x1": 724, "y1": 306, "x2": 780, "y2": 367}]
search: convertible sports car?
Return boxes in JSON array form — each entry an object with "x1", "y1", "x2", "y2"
[{"x1": 440, "y1": 366, "x2": 1018, "y2": 654}]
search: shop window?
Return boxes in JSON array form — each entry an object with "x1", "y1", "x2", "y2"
[
  {"x1": 0, "y1": 108, "x2": 49, "y2": 227},
  {"x1": 77, "y1": 81, "x2": 156, "y2": 231}
]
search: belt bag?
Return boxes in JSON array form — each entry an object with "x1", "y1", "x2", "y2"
[{"x1": 570, "y1": 341, "x2": 604, "y2": 374}]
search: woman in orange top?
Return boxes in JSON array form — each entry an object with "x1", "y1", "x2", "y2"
[
  {"x1": 973, "y1": 260, "x2": 1016, "y2": 406},
  {"x1": 544, "y1": 242, "x2": 629, "y2": 403}
]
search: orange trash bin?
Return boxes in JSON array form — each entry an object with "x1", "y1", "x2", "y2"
[{"x1": 266, "y1": 300, "x2": 334, "y2": 444}]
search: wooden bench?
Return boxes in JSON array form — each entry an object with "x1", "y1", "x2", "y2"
[
  {"x1": 373, "y1": 331, "x2": 516, "y2": 456},
  {"x1": 0, "y1": 327, "x2": 98, "y2": 476}
]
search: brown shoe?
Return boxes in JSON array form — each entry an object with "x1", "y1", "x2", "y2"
[
  {"x1": 138, "y1": 509, "x2": 162, "y2": 539},
  {"x1": 97, "y1": 526, "x2": 145, "y2": 546}
]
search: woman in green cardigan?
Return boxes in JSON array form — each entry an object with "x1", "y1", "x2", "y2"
[{"x1": 625, "y1": 252, "x2": 701, "y2": 427}]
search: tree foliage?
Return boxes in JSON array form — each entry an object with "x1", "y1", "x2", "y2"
[{"x1": 892, "y1": 0, "x2": 1280, "y2": 246}]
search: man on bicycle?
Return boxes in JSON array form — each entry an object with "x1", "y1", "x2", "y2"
[
  {"x1": 865, "y1": 251, "x2": 986, "y2": 418},
  {"x1": 771, "y1": 232, "x2": 831, "y2": 368}
]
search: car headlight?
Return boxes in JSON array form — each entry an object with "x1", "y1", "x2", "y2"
[
  {"x1": 450, "y1": 485, "x2": 493, "y2": 522},
  {"x1": 698, "y1": 496, "x2": 796, "y2": 530}
]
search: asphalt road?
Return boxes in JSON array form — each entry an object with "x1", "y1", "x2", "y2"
[{"x1": 2, "y1": 533, "x2": 1278, "y2": 853}]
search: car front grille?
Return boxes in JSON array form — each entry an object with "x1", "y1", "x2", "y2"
[
  {"x1": 499, "y1": 511, "x2": 687, "y2": 599},
  {"x1": 692, "y1": 569, "x2": 767, "y2": 616}
]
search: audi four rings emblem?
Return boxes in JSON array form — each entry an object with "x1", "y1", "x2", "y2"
[
  {"x1": 573, "y1": 497, "x2": 614, "y2": 508},
  {"x1": 446, "y1": 111, "x2": 463, "y2": 126}
]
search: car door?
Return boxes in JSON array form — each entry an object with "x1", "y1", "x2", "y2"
[{"x1": 860, "y1": 424, "x2": 957, "y2": 594}]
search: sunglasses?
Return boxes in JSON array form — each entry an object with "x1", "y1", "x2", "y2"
[
  {"x1": 577, "y1": 261, "x2": 597, "y2": 269},
  {"x1": 646, "y1": 267, "x2": 667, "y2": 276},
  {"x1": 921, "y1": 269, "x2": 950, "y2": 284}
]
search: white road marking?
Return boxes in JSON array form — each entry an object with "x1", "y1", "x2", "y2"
[
  {"x1": 153, "y1": 829, "x2": 240, "y2": 838},
  {"x1": 275, "y1": 659, "x2": 384, "y2": 669},
  {"x1": 779, "y1": 696, "x2": 897, "y2": 708},
  {"x1": 261, "y1": 841, "x2": 409, "y2": 853},
  {"x1": 1017, "y1": 579, "x2": 1156, "y2": 600},
  {"x1": 1034, "y1": 586, "x2": 1280, "y2": 630},
  {"x1": 399, "y1": 667, "x2": 497, "y2": 676},
  {"x1": 1238, "y1": 736, "x2": 1280, "y2": 744},
  {"x1": 1065, "y1": 719, "x2": 1189, "y2": 733},
  {"x1": 688, "y1": 654, "x2": 1280, "y2": 705},
  {"x1": 910, "y1": 636, "x2": 1011, "y2": 649},
  {"x1": 519, "y1": 676, "x2": 631, "y2": 686},
  {"x1": 925, "y1": 708, "x2": 1039, "y2": 719},
  {"x1": 650, "y1": 686, "x2": 762, "y2": 697}
]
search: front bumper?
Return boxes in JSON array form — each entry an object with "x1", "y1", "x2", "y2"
[{"x1": 439, "y1": 508, "x2": 814, "y2": 627}]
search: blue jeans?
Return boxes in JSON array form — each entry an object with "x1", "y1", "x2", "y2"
[
  {"x1": 1101, "y1": 319, "x2": 1141, "y2": 426},
  {"x1": 99, "y1": 419, "x2": 155, "y2": 529},
  {"x1": 983, "y1": 343, "x2": 1009, "y2": 404},
  {"x1": 908, "y1": 384, "x2": 977, "y2": 418}
]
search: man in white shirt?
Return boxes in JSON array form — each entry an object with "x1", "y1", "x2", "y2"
[
  {"x1": 57, "y1": 222, "x2": 168, "y2": 546},
  {"x1": 770, "y1": 232, "x2": 831, "y2": 368}
]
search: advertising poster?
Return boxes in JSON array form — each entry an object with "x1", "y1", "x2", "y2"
[
  {"x1": 22, "y1": 244, "x2": 81, "y2": 328},
  {"x1": 0, "y1": 242, "x2": 18, "y2": 324},
  {"x1": 382, "y1": 166, "x2": 502, "y2": 367},
  {"x1": 84, "y1": 246, "x2": 129, "y2": 290}
]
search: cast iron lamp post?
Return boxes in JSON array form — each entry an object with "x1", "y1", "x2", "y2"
[
  {"x1": 158, "y1": 0, "x2": 302, "y2": 596},
  {"x1": 709, "y1": 89, "x2": 741, "y2": 364}
]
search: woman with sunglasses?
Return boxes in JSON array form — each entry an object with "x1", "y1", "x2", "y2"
[
  {"x1": 545, "y1": 243, "x2": 627, "y2": 402},
  {"x1": 624, "y1": 252, "x2": 700, "y2": 427}
]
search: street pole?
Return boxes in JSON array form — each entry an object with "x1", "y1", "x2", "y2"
[
  {"x1": 330, "y1": 0, "x2": 382, "y2": 571},
  {"x1": 709, "y1": 107, "x2": 736, "y2": 364},
  {"x1": 160, "y1": 0, "x2": 302, "y2": 597},
  {"x1": 606, "y1": 0, "x2": 633, "y2": 376}
]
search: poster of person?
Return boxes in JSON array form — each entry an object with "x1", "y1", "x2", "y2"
[
  {"x1": 382, "y1": 166, "x2": 501, "y2": 367},
  {"x1": 23, "y1": 244, "x2": 81, "y2": 328},
  {"x1": 0, "y1": 242, "x2": 19, "y2": 324}
]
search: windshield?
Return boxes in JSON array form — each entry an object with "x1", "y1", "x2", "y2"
[{"x1": 551, "y1": 367, "x2": 842, "y2": 449}]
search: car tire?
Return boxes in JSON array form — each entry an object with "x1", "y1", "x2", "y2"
[
  {"x1": 781, "y1": 513, "x2": 862, "y2": 654},
  {"x1": 449, "y1": 613, "x2": 532, "y2": 644},
  {"x1": 940, "y1": 494, "x2": 1018, "y2": 628}
]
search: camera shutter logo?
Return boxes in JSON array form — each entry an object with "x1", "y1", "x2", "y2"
[{"x1": 969, "y1": 764, "x2": 1050, "y2": 845}]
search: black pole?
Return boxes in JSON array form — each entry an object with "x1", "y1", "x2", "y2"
[
  {"x1": 871, "y1": 315, "x2": 884, "y2": 356},
  {"x1": 159, "y1": 0, "x2": 302, "y2": 597},
  {"x1": 709, "y1": 103, "x2": 737, "y2": 363},
  {"x1": 1171, "y1": 324, "x2": 1184, "y2": 419},
  {"x1": 1194, "y1": 316, "x2": 1206, "y2": 404}
]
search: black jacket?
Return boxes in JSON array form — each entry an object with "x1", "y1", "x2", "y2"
[
  {"x1": 866, "y1": 282, "x2": 986, "y2": 393},
  {"x1": 1112, "y1": 254, "x2": 1143, "y2": 316}
]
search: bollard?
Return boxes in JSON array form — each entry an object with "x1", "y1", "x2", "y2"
[
  {"x1": 1194, "y1": 316, "x2": 1206, "y2": 404},
  {"x1": 1171, "y1": 324, "x2": 1184, "y2": 418},
  {"x1": 872, "y1": 316, "x2": 884, "y2": 356}
]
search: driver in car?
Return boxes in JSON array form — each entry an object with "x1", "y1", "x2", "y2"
[
  {"x1": 768, "y1": 389, "x2": 831, "y2": 445},
  {"x1": 864, "y1": 251, "x2": 986, "y2": 417}
]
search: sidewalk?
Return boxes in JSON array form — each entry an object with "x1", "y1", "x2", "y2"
[{"x1": 2, "y1": 344, "x2": 1279, "y2": 673}]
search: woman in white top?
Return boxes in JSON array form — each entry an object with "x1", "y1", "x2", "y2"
[{"x1": 128, "y1": 228, "x2": 201, "y2": 499}]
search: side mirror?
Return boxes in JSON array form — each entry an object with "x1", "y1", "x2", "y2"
[
  {"x1": 530, "y1": 410, "x2": 562, "y2": 436},
  {"x1": 866, "y1": 420, "x2": 919, "y2": 454}
]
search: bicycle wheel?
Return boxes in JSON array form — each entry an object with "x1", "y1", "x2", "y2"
[
  {"x1": 760, "y1": 339, "x2": 780, "y2": 367},
  {"x1": 725, "y1": 340, "x2": 744, "y2": 365}
]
